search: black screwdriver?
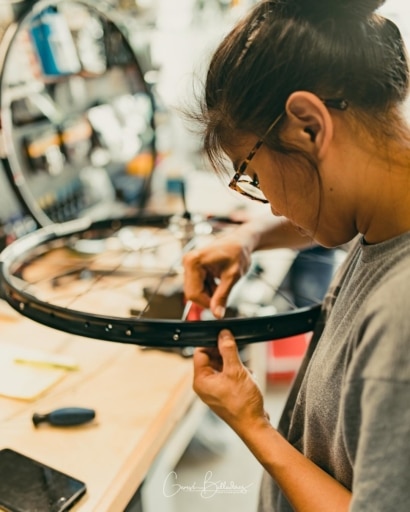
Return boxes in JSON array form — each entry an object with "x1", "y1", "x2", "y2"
[{"x1": 32, "y1": 407, "x2": 96, "y2": 427}]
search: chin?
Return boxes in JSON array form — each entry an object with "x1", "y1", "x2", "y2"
[{"x1": 270, "y1": 206, "x2": 282, "y2": 217}]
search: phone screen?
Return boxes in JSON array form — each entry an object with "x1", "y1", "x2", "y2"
[{"x1": 0, "y1": 448, "x2": 86, "y2": 512}]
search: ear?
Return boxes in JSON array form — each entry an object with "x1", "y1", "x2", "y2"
[{"x1": 284, "y1": 91, "x2": 333, "y2": 160}]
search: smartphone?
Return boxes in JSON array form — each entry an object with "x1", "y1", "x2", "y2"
[{"x1": 0, "y1": 448, "x2": 86, "y2": 512}]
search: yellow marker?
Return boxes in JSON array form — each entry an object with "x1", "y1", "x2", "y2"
[{"x1": 13, "y1": 356, "x2": 79, "y2": 372}]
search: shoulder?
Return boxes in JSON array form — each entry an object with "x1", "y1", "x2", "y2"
[
  {"x1": 352, "y1": 251, "x2": 410, "y2": 383},
  {"x1": 344, "y1": 234, "x2": 410, "y2": 382},
  {"x1": 365, "y1": 250, "x2": 410, "y2": 320}
]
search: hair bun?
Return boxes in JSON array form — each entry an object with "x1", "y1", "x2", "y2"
[{"x1": 281, "y1": 0, "x2": 386, "y2": 21}]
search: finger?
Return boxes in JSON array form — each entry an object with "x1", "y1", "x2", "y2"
[
  {"x1": 209, "y1": 277, "x2": 236, "y2": 318},
  {"x1": 183, "y1": 266, "x2": 211, "y2": 309},
  {"x1": 193, "y1": 348, "x2": 212, "y2": 375},
  {"x1": 183, "y1": 251, "x2": 218, "y2": 308},
  {"x1": 202, "y1": 346, "x2": 223, "y2": 366},
  {"x1": 217, "y1": 329, "x2": 242, "y2": 370},
  {"x1": 193, "y1": 347, "x2": 222, "y2": 374}
]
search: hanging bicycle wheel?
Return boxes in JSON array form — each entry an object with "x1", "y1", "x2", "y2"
[{"x1": 0, "y1": 0, "x2": 156, "y2": 229}]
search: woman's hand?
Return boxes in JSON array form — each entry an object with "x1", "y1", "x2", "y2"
[
  {"x1": 193, "y1": 329, "x2": 270, "y2": 434},
  {"x1": 183, "y1": 236, "x2": 252, "y2": 318}
]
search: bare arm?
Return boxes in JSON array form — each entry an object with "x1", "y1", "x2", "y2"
[
  {"x1": 193, "y1": 330, "x2": 352, "y2": 512},
  {"x1": 240, "y1": 419, "x2": 351, "y2": 511},
  {"x1": 223, "y1": 215, "x2": 317, "y2": 252}
]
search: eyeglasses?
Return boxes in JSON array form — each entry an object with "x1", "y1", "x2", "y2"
[{"x1": 228, "y1": 98, "x2": 349, "y2": 204}]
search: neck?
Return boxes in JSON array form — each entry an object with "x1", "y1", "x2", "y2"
[
  {"x1": 354, "y1": 142, "x2": 410, "y2": 244},
  {"x1": 320, "y1": 124, "x2": 410, "y2": 246}
]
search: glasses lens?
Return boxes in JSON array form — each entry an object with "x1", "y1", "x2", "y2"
[{"x1": 236, "y1": 176, "x2": 268, "y2": 202}]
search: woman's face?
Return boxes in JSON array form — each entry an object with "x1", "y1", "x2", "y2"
[{"x1": 230, "y1": 137, "x2": 358, "y2": 247}]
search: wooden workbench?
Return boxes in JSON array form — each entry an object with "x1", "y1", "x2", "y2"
[{"x1": 0, "y1": 302, "x2": 203, "y2": 511}]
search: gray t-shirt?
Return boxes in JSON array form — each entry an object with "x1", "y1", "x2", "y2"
[{"x1": 259, "y1": 232, "x2": 410, "y2": 511}]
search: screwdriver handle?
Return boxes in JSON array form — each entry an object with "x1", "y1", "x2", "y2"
[{"x1": 32, "y1": 407, "x2": 96, "y2": 427}]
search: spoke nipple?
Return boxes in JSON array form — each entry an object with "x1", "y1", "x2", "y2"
[
  {"x1": 173, "y1": 329, "x2": 181, "y2": 341},
  {"x1": 105, "y1": 324, "x2": 113, "y2": 332},
  {"x1": 19, "y1": 302, "x2": 25, "y2": 311},
  {"x1": 125, "y1": 329, "x2": 132, "y2": 336}
]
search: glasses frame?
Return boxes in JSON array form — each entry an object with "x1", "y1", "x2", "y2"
[{"x1": 228, "y1": 98, "x2": 349, "y2": 204}]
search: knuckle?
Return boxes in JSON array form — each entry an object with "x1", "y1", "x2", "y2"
[{"x1": 182, "y1": 251, "x2": 195, "y2": 266}]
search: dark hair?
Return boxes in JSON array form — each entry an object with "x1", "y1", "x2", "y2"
[{"x1": 196, "y1": 0, "x2": 409, "y2": 172}]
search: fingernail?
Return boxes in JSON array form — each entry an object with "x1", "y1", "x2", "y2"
[
  {"x1": 220, "y1": 329, "x2": 232, "y2": 340},
  {"x1": 214, "y1": 306, "x2": 226, "y2": 319}
]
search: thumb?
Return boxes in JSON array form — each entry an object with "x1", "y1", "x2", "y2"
[
  {"x1": 210, "y1": 279, "x2": 234, "y2": 319},
  {"x1": 218, "y1": 330, "x2": 242, "y2": 370}
]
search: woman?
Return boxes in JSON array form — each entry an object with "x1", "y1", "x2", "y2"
[{"x1": 182, "y1": 0, "x2": 410, "y2": 510}]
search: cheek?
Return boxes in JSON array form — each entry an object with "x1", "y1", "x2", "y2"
[
  {"x1": 258, "y1": 163, "x2": 321, "y2": 230},
  {"x1": 257, "y1": 170, "x2": 286, "y2": 208}
]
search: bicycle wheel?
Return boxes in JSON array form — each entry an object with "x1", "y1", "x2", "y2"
[
  {"x1": 0, "y1": 212, "x2": 322, "y2": 348},
  {"x1": 0, "y1": 0, "x2": 156, "y2": 229},
  {"x1": 0, "y1": 0, "x2": 325, "y2": 349}
]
